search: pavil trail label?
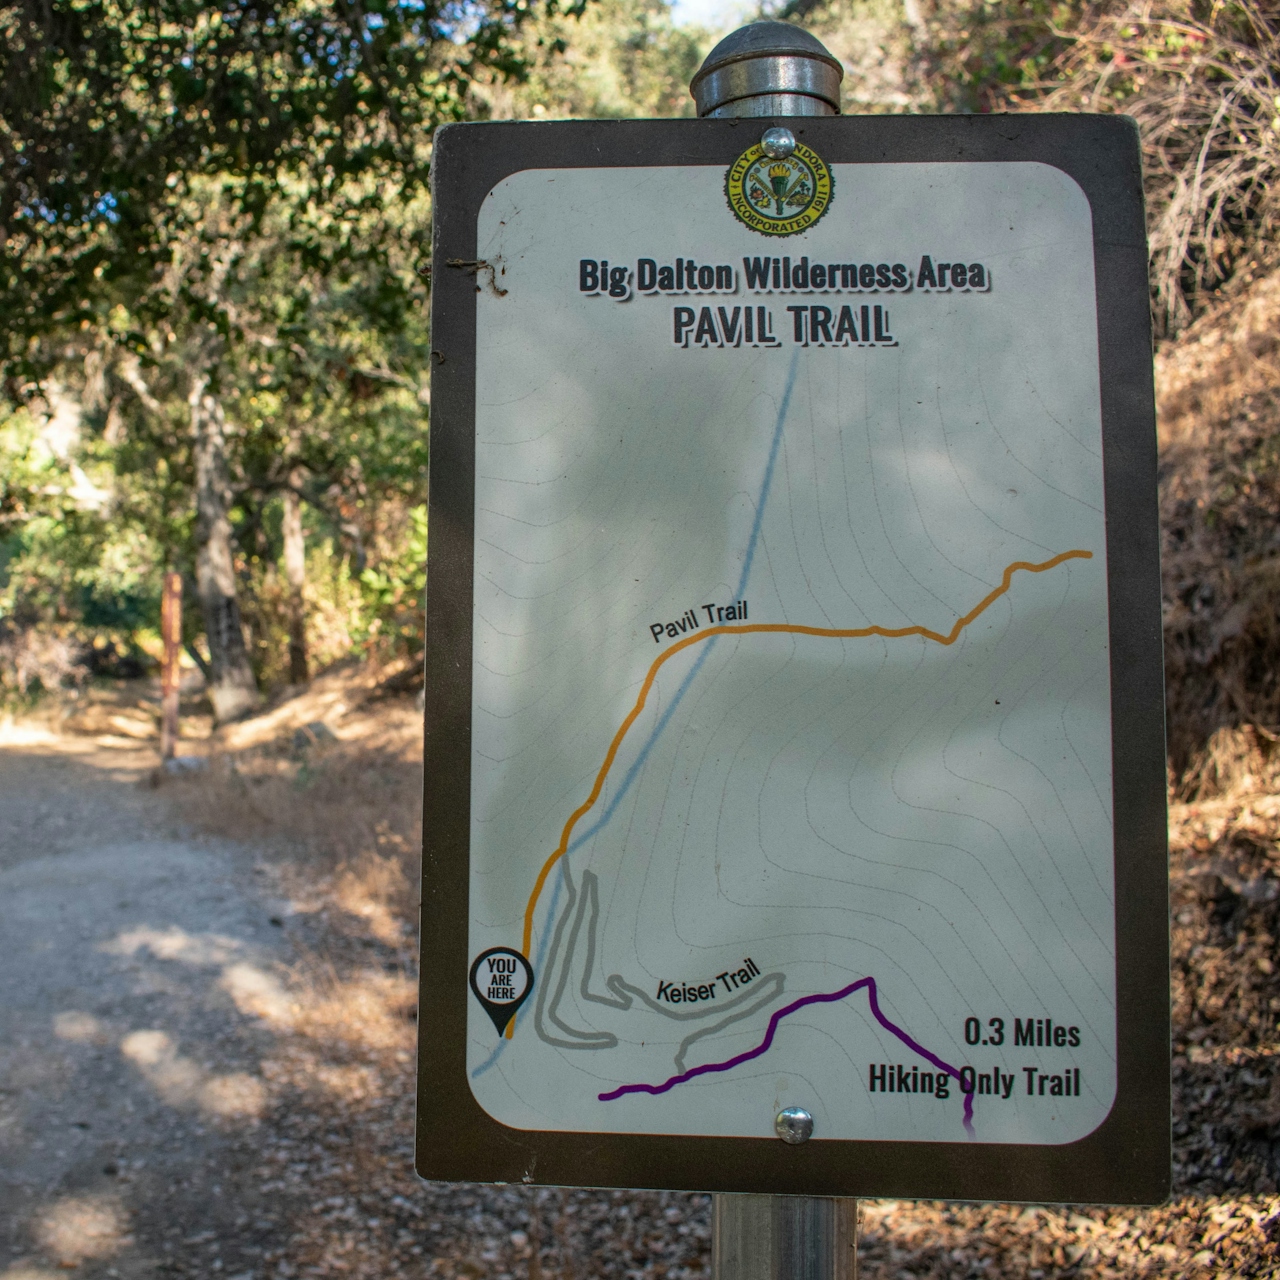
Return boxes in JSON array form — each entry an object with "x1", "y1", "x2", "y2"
[
  {"x1": 469, "y1": 947, "x2": 534, "y2": 1035},
  {"x1": 726, "y1": 141, "x2": 833, "y2": 237}
]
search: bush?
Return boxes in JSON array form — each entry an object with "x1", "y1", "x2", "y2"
[{"x1": 909, "y1": 0, "x2": 1280, "y2": 337}]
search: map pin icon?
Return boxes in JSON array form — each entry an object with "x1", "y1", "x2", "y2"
[{"x1": 469, "y1": 946, "x2": 535, "y2": 1036}]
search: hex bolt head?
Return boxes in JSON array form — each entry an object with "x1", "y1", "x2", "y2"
[
  {"x1": 761, "y1": 127, "x2": 796, "y2": 159},
  {"x1": 774, "y1": 1106, "x2": 814, "y2": 1144}
]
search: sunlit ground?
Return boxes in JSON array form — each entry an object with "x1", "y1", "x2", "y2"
[{"x1": 3, "y1": 679, "x2": 1280, "y2": 1277}]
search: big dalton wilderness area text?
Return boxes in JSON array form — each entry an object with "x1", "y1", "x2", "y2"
[{"x1": 577, "y1": 253, "x2": 990, "y2": 349}]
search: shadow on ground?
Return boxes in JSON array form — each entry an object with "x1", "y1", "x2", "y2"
[{"x1": 4, "y1": 675, "x2": 1280, "y2": 1278}]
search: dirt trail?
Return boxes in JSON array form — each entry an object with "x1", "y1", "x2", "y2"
[
  {"x1": 0, "y1": 706, "x2": 714, "y2": 1280},
  {"x1": 0, "y1": 730, "x2": 296, "y2": 1278}
]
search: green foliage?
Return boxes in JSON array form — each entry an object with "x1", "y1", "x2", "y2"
[
  {"x1": 0, "y1": 0, "x2": 530, "y2": 375},
  {"x1": 358, "y1": 504, "x2": 429, "y2": 655},
  {"x1": 240, "y1": 525, "x2": 367, "y2": 688},
  {"x1": 0, "y1": 401, "x2": 160, "y2": 693},
  {"x1": 0, "y1": 0, "x2": 709, "y2": 699},
  {"x1": 1, "y1": 512, "x2": 158, "y2": 634},
  {"x1": 0, "y1": 0, "x2": 446, "y2": 695},
  {"x1": 234, "y1": 501, "x2": 426, "y2": 688},
  {"x1": 476, "y1": 0, "x2": 707, "y2": 119},
  {"x1": 10, "y1": 0, "x2": 1268, "y2": 700},
  {"x1": 0, "y1": 403, "x2": 57, "y2": 536}
]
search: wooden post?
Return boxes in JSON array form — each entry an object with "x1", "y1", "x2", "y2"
[
  {"x1": 283, "y1": 477, "x2": 309, "y2": 684},
  {"x1": 160, "y1": 572, "x2": 182, "y2": 761}
]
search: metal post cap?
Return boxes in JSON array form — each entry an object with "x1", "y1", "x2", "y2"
[{"x1": 690, "y1": 21, "x2": 844, "y2": 118}]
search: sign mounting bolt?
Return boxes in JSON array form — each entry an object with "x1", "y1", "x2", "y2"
[
  {"x1": 774, "y1": 1106, "x2": 814, "y2": 1143},
  {"x1": 760, "y1": 127, "x2": 796, "y2": 159}
]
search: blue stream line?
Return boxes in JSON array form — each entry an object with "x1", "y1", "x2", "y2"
[{"x1": 473, "y1": 351, "x2": 800, "y2": 1079}]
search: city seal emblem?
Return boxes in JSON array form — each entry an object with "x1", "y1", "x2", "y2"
[{"x1": 726, "y1": 139, "x2": 833, "y2": 237}]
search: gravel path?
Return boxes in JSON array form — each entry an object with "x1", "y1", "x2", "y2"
[
  {"x1": 0, "y1": 730, "x2": 712, "y2": 1280},
  {"x1": 0, "y1": 736, "x2": 299, "y2": 1277}
]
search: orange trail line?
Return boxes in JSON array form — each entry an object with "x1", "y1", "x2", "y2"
[{"x1": 507, "y1": 548, "x2": 1093, "y2": 1036}]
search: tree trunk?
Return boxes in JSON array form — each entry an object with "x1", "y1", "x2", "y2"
[
  {"x1": 283, "y1": 474, "x2": 309, "y2": 684},
  {"x1": 191, "y1": 365, "x2": 259, "y2": 723}
]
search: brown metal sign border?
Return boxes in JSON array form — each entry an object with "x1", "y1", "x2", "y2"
[{"x1": 418, "y1": 113, "x2": 1169, "y2": 1205}]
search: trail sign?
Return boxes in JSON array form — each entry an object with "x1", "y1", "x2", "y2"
[{"x1": 417, "y1": 114, "x2": 1170, "y2": 1204}]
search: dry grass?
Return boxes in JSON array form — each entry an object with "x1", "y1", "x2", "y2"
[
  {"x1": 167, "y1": 657, "x2": 425, "y2": 933},
  {"x1": 901, "y1": 0, "x2": 1280, "y2": 337},
  {"x1": 1034, "y1": 0, "x2": 1280, "y2": 337}
]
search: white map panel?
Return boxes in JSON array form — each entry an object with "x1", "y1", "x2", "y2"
[{"x1": 465, "y1": 161, "x2": 1115, "y2": 1144}]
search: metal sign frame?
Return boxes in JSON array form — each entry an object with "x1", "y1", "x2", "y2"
[{"x1": 417, "y1": 113, "x2": 1169, "y2": 1204}]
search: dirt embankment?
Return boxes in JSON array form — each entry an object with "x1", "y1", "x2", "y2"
[{"x1": 1159, "y1": 267, "x2": 1280, "y2": 798}]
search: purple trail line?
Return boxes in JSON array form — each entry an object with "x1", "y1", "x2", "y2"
[{"x1": 597, "y1": 975, "x2": 977, "y2": 1139}]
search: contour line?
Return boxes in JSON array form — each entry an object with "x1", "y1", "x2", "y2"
[{"x1": 517, "y1": 548, "x2": 1094, "y2": 983}]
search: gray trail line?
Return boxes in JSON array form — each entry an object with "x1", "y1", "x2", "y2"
[
  {"x1": 672, "y1": 976, "x2": 786, "y2": 1072},
  {"x1": 604, "y1": 967, "x2": 783, "y2": 1049},
  {"x1": 535, "y1": 864, "x2": 786, "y2": 1064},
  {"x1": 579, "y1": 872, "x2": 630, "y2": 1010},
  {"x1": 535, "y1": 863, "x2": 617, "y2": 1049}
]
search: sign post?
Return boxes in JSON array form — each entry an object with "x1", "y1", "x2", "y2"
[
  {"x1": 714, "y1": 1194, "x2": 857, "y2": 1280},
  {"x1": 418, "y1": 21, "x2": 1170, "y2": 1272},
  {"x1": 692, "y1": 28, "x2": 859, "y2": 1278}
]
